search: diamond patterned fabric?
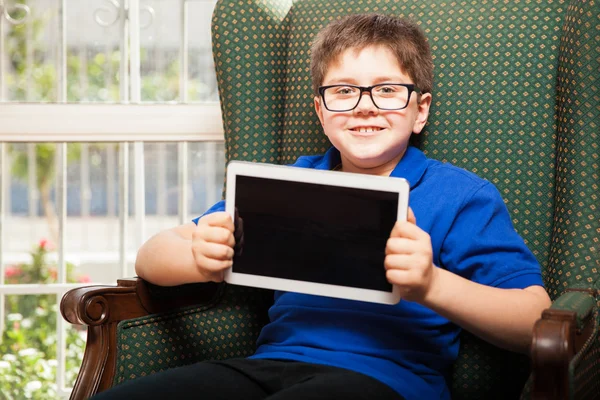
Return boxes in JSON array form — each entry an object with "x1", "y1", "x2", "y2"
[
  {"x1": 112, "y1": 284, "x2": 269, "y2": 386},
  {"x1": 212, "y1": 0, "x2": 294, "y2": 164},
  {"x1": 547, "y1": 0, "x2": 600, "y2": 299}
]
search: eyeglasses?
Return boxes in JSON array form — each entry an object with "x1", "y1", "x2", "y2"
[{"x1": 318, "y1": 83, "x2": 420, "y2": 112}]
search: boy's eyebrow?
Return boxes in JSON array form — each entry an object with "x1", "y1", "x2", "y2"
[{"x1": 322, "y1": 76, "x2": 410, "y2": 85}]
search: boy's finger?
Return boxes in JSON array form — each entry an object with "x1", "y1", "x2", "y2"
[
  {"x1": 198, "y1": 212, "x2": 234, "y2": 231},
  {"x1": 385, "y1": 269, "x2": 418, "y2": 287},
  {"x1": 194, "y1": 253, "x2": 232, "y2": 273},
  {"x1": 385, "y1": 237, "x2": 414, "y2": 255},
  {"x1": 194, "y1": 226, "x2": 236, "y2": 247},
  {"x1": 384, "y1": 254, "x2": 413, "y2": 270},
  {"x1": 390, "y1": 220, "x2": 424, "y2": 239},
  {"x1": 197, "y1": 241, "x2": 234, "y2": 261}
]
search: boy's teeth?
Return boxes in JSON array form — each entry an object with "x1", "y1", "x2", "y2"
[{"x1": 356, "y1": 127, "x2": 381, "y2": 132}]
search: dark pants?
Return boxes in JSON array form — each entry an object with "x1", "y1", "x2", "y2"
[{"x1": 92, "y1": 358, "x2": 404, "y2": 400}]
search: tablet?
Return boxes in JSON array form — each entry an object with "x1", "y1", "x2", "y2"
[{"x1": 224, "y1": 161, "x2": 409, "y2": 305}]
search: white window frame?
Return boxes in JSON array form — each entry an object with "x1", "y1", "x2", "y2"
[
  {"x1": 0, "y1": 103, "x2": 224, "y2": 142},
  {"x1": 0, "y1": 0, "x2": 223, "y2": 397}
]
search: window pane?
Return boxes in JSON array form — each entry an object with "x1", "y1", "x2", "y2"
[
  {"x1": 0, "y1": 0, "x2": 123, "y2": 103},
  {"x1": 188, "y1": 141, "x2": 225, "y2": 216},
  {"x1": 143, "y1": 141, "x2": 225, "y2": 231},
  {"x1": 4, "y1": 142, "x2": 129, "y2": 284},
  {"x1": 139, "y1": 0, "x2": 180, "y2": 102},
  {"x1": 5, "y1": 143, "x2": 63, "y2": 285},
  {"x1": 186, "y1": 0, "x2": 219, "y2": 102},
  {"x1": 65, "y1": 0, "x2": 123, "y2": 102},
  {"x1": 139, "y1": 0, "x2": 218, "y2": 102},
  {"x1": 0, "y1": 294, "x2": 85, "y2": 397},
  {"x1": 1, "y1": 0, "x2": 62, "y2": 102},
  {"x1": 1, "y1": 0, "x2": 219, "y2": 104},
  {"x1": 4, "y1": 140, "x2": 225, "y2": 283}
]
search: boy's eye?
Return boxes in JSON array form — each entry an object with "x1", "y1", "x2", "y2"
[
  {"x1": 334, "y1": 86, "x2": 357, "y2": 95},
  {"x1": 375, "y1": 85, "x2": 398, "y2": 94}
]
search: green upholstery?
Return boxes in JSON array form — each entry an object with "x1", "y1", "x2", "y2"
[
  {"x1": 213, "y1": 1, "x2": 599, "y2": 395},
  {"x1": 570, "y1": 294, "x2": 600, "y2": 400},
  {"x1": 550, "y1": 291, "x2": 596, "y2": 330},
  {"x1": 112, "y1": 284, "x2": 269, "y2": 386},
  {"x1": 549, "y1": 0, "x2": 600, "y2": 297},
  {"x1": 111, "y1": 0, "x2": 599, "y2": 398}
]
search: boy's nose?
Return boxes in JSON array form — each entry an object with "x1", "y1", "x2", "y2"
[{"x1": 354, "y1": 92, "x2": 379, "y2": 114}]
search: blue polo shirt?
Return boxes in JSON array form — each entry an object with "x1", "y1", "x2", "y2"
[{"x1": 194, "y1": 146, "x2": 544, "y2": 400}]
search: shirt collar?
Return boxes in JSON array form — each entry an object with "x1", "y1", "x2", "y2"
[
  {"x1": 318, "y1": 146, "x2": 428, "y2": 189},
  {"x1": 389, "y1": 146, "x2": 428, "y2": 189},
  {"x1": 314, "y1": 147, "x2": 342, "y2": 170}
]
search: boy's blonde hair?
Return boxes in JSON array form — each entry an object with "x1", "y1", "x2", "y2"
[{"x1": 310, "y1": 14, "x2": 434, "y2": 96}]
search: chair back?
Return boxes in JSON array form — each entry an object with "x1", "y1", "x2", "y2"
[{"x1": 212, "y1": 0, "x2": 600, "y2": 398}]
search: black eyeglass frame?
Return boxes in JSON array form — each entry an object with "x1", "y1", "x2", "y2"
[{"x1": 318, "y1": 83, "x2": 421, "y2": 112}]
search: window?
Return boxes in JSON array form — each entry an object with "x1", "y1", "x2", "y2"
[{"x1": 0, "y1": 1, "x2": 223, "y2": 397}]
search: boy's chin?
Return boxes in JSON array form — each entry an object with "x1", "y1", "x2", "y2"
[
  {"x1": 342, "y1": 148, "x2": 406, "y2": 172},
  {"x1": 345, "y1": 155, "x2": 396, "y2": 170}
]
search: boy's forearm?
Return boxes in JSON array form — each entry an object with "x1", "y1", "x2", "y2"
[
  {"x1": 421, "y1": 268, "x2": 552, "y2": 354},
  {"x1": 135, "y1": 230, "x2": 203, "y2": 286}
]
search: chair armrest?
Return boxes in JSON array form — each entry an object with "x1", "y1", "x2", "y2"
[
  {"x1": 61, "y1": 279, "x2": 144, "y2": 326},
  {"x1": 531, "y1": 287, "x2": 599, "y2": 400},
  {"x1": 60, "y1": 278, "x2": 223, "y2": 400}
]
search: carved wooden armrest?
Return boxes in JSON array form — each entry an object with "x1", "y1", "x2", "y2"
[
  {"x1": 60, "y1": 278, "x2": 222, "y2": 400},
  {"x1": 531, "y1": 287, "x2": 599, "y2": 400}
]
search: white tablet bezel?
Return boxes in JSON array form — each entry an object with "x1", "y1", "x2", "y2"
[{"x1": 224, "y1": 160, "x2": 409, "y2": 305}]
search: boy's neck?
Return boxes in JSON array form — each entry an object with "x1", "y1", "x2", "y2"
[{"x1": 340, "y1": 151, "x2": 405, "y2": 177}]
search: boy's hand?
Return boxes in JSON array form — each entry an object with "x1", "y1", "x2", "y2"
[
  {"x1": 191, "y1": 212, "x2": 235, "y2": 282},
  {"x1": 385, "y1": 208, "x2": 439, "y2": 303}
]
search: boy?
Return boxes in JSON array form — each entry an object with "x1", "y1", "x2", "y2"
[{"x1": 96, "y1": 14, "x2": 551, "y2": 400}]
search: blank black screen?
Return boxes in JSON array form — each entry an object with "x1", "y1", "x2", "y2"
[{"x1": 232, "y1": 175, "x2": 397, "y2": 292}]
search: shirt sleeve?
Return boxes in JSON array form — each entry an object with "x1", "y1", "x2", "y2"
[
  {"x1": 191, "y1": 200, "x2": 225, "y2": 225},
  {"x1": 439, "y1": 182, "x2": 544, "y2": 289}
]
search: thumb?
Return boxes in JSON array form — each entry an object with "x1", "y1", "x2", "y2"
[{"x1": 407, "y1": 207, "x2": 416, "y2": 224}]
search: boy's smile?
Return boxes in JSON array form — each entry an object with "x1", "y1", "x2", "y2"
[
  {"x1": 314, "y1": 45, "x2": 431, "y2": 176},
  {"x1": 349, "y1": 126, "x2": 385, "y2": 135}
]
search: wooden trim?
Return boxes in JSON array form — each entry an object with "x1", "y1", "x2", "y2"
[
  {"x1": 60, "y1": 282, "x2": 147, "y2": 326},
  {"x1": 60, "y1": 279, "x2": 147, "y2": 399},
  {"x1": 69, "y1": 325, "x2": 109, "y2": 399},
  {"x1": 531, "y1": 318, "x2": 572, "y2": 400},
  {"x1": 531, "y1": 290, "x2": 598, "y2": 400}
]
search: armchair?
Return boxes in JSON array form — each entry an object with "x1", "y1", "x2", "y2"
[{"x1": 61, "y1": 0, "x2": 600, "y2": 399}]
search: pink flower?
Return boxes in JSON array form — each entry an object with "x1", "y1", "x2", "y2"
[
  {"x1": 38, "y1": 239, "x2": 54, "y2": 251},
  {"x1": 48, "y1": 267, "x2": 58, "y2": 281},
  {"x1": 5, "y1": 265, "x2": 22, "y2": 278},
  {"x1": 77, "y1": 275, "x2": 91, "y2": 283}
]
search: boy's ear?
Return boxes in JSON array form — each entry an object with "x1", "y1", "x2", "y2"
[
  {"x1": 412, "y1": 92, "x2": 432, "y2": 134},
  {"x1": 314, "y1": 96, "x2": 325, "y2": 126}
]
